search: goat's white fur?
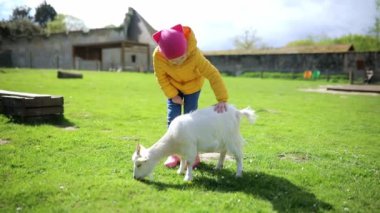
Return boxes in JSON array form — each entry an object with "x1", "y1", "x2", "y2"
[{"x1": 132, "y1": 104, "x2": 256, "y2": 181}]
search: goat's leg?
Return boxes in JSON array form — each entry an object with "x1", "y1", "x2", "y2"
[
  {"x1": 184, "y1": 161, "x2": 193, "y2": 181},
  {"x1": 215, "y1": 151, "x2": 227, "y2": 170},
  {"x1": 177, "y1": 159, "x2": 186, "y2": 175},
  {"x1": 183, "y1": 147, "x2": 197, "y2": 181},
  {"x1": 235, "y1": 156, "x2": 243, "y2": 177},
  {"x1": 230, "y1": 148, "x2": 243, "y2": 177},
  {"x1": 228, "y1": 140, "x2": 244, "y2": 177}
]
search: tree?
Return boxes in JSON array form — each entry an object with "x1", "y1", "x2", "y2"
[
  {"x1": 285, "y1": 34, "x2": 379, "y2": 52},
  {"x1": 234, "y1": 29, "x2": 261, "y2": 50},
  {"x1": 371, "y1": 0, "x2": 380, "y2": 49},
  {"x1": 45, "y1": 14, "x2": 89, "y2": 34},
  {"x1": 64, "y1": 15, "x2": 88, "y2": 32},
  {"x1": 46, "y1": 14, "x2": 66, "y2": 33},
  {"x1": 34, "y1": 1, "x2": 57, "y2": 28},
  {"x1": 0, "y1": 20, "x2": 42, "y2": 38},
  {"x1": 1, "y1": 6, "x2": 42, "y2": 38},
  {"x1": 10, "y1": 6, "x2": 33, "y2": 21},
  {"x1": 286, "y1": 39, "x2": 316, "y2": 47},
  {"x1": 334, "y1": 34, "x2": 379, "y2": 51},
  {"x1": 0, "y1": 21, "x2": 11, "y2": 38}
]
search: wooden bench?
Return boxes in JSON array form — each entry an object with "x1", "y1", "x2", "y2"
[{"x1": 0, "y1": 90, "x2": 64, "y2": 120}]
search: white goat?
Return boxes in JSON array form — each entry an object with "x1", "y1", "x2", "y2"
[{"x1": 132, "y1": 104, "x2": 256, "y2": 181}]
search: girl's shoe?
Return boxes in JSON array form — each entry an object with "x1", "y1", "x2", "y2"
[
  {"x1": 164, "y1": 154, "x2": 200, "y2": 168},
  {"x1": 164, "y1": 155, "x2": 180, "y2": 168},
  {"x1": 192, "y1": 154, "x2": 201, "y2": 168}
]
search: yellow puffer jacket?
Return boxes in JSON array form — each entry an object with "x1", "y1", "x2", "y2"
[{"x1": 153, "y1": 26, "x2": 228, "y2": 102}]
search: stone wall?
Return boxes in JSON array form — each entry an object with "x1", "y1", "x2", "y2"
[
  {"x1": 205, "y1": 52, "x2": 380, "y2": 82},
  {"x1": 1, "y1": 28, "x2": 127, "y2": 70}
]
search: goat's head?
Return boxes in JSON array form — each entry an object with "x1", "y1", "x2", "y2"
[{"x1": 132, "y1": 144, "x2": 154, "y2": 180}]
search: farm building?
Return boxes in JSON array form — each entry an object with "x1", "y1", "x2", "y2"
[
  {"x1": 204, "y1": 45, "x2": 380, "y2": 82},
  {"x1": 0, "y1": 7, "x2": 156, "y2": 71}
]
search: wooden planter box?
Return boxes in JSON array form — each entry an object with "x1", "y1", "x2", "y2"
[{"x1": 0, "y1": 90, "x2": 64, "y2": 119}]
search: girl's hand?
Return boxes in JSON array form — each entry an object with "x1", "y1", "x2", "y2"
[
  {"x1": 214, "y1": 102, "x2": 227, "y2": 113},
  {"x1": 172, "y1": 95, "x2": 183, "y2": 105}
]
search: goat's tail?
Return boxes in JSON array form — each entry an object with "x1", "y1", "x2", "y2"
[{"x1": 239, "y1": 107, "x2": 256, "y2": 124}]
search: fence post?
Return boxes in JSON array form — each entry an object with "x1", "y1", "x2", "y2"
[
  {"x1": 349, "y1": 70, "x2": 354, "y2": 84},
  {"x1": 56, "y1": 55, "x2": 60, "y2": 69},
  {"x1": 326, "y1": 70, "x2": 330, "y2": 82},
  {"x1": 29, "y1": 51, "x2": 33, "y2": 68}
]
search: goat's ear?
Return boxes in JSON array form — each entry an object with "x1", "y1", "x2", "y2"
[{"x1": 132, "y1": 152, "x2": 137, "y2": 161}]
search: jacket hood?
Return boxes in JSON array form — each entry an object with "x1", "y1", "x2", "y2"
[{"x1": 183, "y1": 26, "x2": 198, "y2": 56}]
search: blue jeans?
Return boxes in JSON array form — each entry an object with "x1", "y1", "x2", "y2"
[{"x1": 167, "y1": 91, "x2": 201, "y2": 127}]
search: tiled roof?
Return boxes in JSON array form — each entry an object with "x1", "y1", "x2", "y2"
[{"x1": 204, "y1": 44, "x2": 355, "y2": 56}]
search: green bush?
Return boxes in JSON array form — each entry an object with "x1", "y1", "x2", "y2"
[{"x1": 240, "y1": 71, "x2": 349, "y2": 83}]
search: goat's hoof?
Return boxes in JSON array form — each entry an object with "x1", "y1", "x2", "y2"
[
  {"x1": 177, "y1": 169, "x2": 185, "y2": 175},
  {"x1": 214, "y1": 166, "x2": 222, "y2": 170},
  {"x1": 236, "y1": 173, "x2": 243, "y2": 178},
  {"x1": 184, "y1": 176, "x2": 193, "y2": 181}
]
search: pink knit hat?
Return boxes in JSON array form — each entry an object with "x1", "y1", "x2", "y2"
[{"x1": 153, "y1": 24, "x2": 187, "y2": 59}]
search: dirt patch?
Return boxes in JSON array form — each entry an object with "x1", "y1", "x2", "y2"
[
  {"x1": 0, "y1": 139, "x2": 10, "y2": 145},
  {"x1": 63, "y1": 126, "x2": 78, "y2": 131},
  {"x1": 122, "y1": 136, "x2": 140, "y2": 142},
  {"x1": 278, "y1": 152, "x2": 311, "y2": 162},
  {"x1": 301, "y1": 86, "x2": 379, "y2": 96},
  {"x1": 200, "y1": 153, "x2": 234, "y2": 162}
]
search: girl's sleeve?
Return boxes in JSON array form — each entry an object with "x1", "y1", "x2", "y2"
[
  {"x1": 153, "y1": 57, "x2": 178, "y2": 98},
  {"x1": 197, "y1": 51, "x2": 229, "y2": 102}
]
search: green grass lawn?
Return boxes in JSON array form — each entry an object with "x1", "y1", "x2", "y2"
[{"x1": 0, "y1": 68, "x2": 379, "y2": 212}]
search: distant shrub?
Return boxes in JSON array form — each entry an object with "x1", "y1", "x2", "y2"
[{"x1": 239, "y1": 71, "x2": 349, "y2": 82}]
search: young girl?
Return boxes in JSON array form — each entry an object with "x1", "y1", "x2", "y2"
[{"x1": 152, "y1": 24, "x2": 229, "y2": 168}]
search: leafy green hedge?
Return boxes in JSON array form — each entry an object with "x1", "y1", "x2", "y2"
[{"x1": 235, "y1": 71, "x2": 349, "y2": 83}]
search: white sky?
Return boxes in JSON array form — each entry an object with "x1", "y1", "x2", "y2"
[{"x1": 0, "y1": 0, "x2": 377, "y2": 50}]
